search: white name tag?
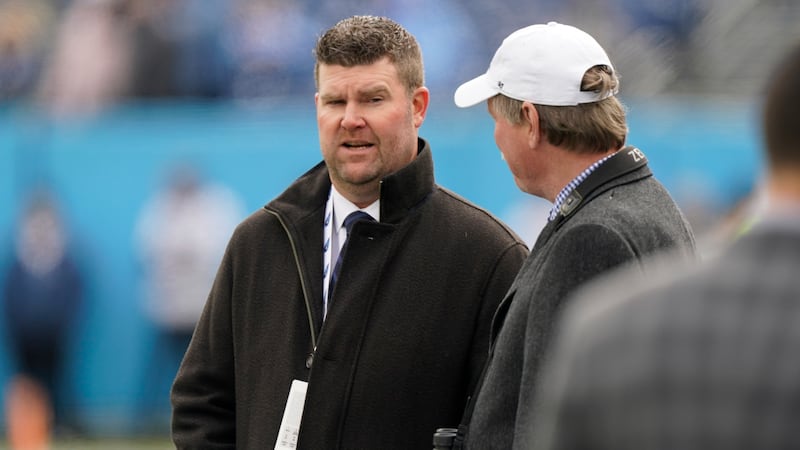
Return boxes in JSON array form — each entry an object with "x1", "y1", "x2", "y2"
[{"x1": 274, "y1": 380, "x2": 308, "y2": 450}]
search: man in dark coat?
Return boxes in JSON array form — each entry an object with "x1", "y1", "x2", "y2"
[
  {"x1": 170, "y1": 16, "x2": 528, "y2": 450},
  {"x1": 450, "y1": 22, "x2": 696, "y2": 448},
  {"x1": 3, "y1": 190, "x2": 84, "y2": 439},
  {"x1": 530, "y1": 41, "x2": 800, "y2": 450}
]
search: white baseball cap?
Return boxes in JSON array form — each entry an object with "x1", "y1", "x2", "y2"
[{"x1": 454, "y1": 22, "x2": 617, "y2": 108}]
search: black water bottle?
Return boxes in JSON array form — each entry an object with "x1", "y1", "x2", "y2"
[{"x1": 433, "y1": 427, "x2": 458, "y2": 449}]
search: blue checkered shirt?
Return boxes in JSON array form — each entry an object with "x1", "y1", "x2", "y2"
[{"x1": 548, "y1": 153, "x2": 615, "y2": 221}]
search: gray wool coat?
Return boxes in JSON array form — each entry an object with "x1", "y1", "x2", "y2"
[
  {"x1": 171, "y1": 138, "x2": 528, "y2": 449},
  {"x1": 464, "y1": 148, "x2": 697, "y2": 450}
]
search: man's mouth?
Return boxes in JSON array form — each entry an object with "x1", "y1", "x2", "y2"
[{"x1": 343, "y1": 141, "x2": 373, "y2": 149}]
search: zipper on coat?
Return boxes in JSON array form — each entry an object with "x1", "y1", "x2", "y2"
[{"x1": 264, "y1": 208, "x2": 317, "y2": 369}]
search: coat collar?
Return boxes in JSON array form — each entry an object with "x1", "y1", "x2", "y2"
[
  {"x1": 266, "y1": 137, "x2": 435, "y2": 225},
  {"x1": 379, "y1": 138, "x2": 436, "y2": 223},
  {"x1": 530, "y1": 162, "x2": 653, "y2": 252},
  {"x1": 263, "y1": 138, "x2": 436, "y2": 333}
]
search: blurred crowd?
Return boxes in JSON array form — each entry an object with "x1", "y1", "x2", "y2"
[{"x1": 0, "y1": 0, "x2": 745, "y2": 115}]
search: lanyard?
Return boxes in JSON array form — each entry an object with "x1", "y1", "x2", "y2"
[{"x1": 322, "y1": 189, "x2": 334, "y2": 318}]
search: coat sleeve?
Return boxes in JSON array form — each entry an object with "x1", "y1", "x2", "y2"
[
  {"x1": 469, "y1": 241, "x2": 529, "y2": 391},
  {"x1": 512, "y1": 223, "x2": 638, "y2": 447},
  {"x1": 171, "y1": 242, "x2": 237, "y2": 449}
]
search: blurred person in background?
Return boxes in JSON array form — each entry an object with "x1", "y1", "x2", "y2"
[
  {"x1": 2, "y1": 188, "x2": 86, "y2": 446},
  {"x1": 384, "y1": 0, "x2": 484, "y2": 94},
  {"x1": 133, "y1": 161, "x2": 244, "y2": 432},
  {"x1": 448, "y1": 22, "x2": 696, "y2": 448},
  {"x1": 170, "y1": 15, "x2": 527, "y2": 449},
  {"x1": 35, "y1": 0, "x2": 134, "y2": 118},
  {"x1": 530, "y1": 41, "x2": 800, "y2": 450},
  {"x1": 147, "y1": 0, "x2": 232, "y2": 99},
  {"x1": 0, "y1": 0, "x2": 56, "y2": 102},
  {"x1": 123, "y1": 0, "x2": 181, "y2": 99},
  {"x1": 223, "y1": 0, "x2": 320, "y2": 102}
]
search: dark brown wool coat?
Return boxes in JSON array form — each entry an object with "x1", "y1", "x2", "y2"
[{"x1": 171, "y1": 139, "x2": 528, "y2": 449}]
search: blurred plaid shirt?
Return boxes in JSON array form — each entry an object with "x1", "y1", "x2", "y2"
[{"x1": 530, "y1": 220, "x2": 800, "y2": 450}]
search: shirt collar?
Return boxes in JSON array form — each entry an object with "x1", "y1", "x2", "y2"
[
  {"x1": 331, "y1": 186, "x2": 380, "y2": 233},
  {"x1": 548, "y1": 152, "x2": 616, "y2": 221}
]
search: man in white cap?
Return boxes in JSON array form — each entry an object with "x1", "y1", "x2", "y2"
[{"x1": 448, "y1": 22, "x2": 696, "y2": 449}]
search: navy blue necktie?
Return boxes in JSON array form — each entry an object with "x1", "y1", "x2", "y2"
[{"x1": 328, "y1": 211, "x2": 373, "y2": 301}]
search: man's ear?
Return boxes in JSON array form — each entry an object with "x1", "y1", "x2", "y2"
[
  {"x1": 521, "y1": 102, "x2": 540, "y2": 148},
  {"x1": 411, "y1": 86, "x2": 430, "y2": 128}
]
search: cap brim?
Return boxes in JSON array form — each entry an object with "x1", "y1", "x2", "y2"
[{"x1": 453, "y1": 74, "x2": 498, "y2": 108}]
